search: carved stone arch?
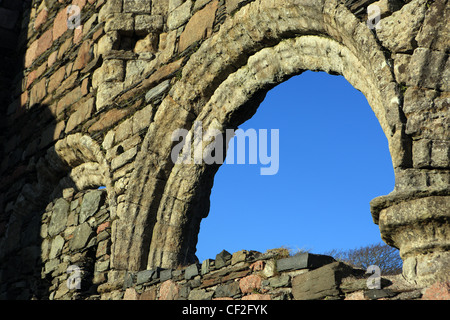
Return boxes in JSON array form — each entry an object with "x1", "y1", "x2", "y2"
[
  {"x1": 114, "y1": 0, "x2": 408, "y2": 270},
  {"x1": 147, "y1": 33, "x2": 402, "y2": 269},
  {"x1": 51, "y1": 133, "x2": 114, "y2": 203},
  {"x1": 110, "y1": 0, "x2": 449, "y2": 286}
]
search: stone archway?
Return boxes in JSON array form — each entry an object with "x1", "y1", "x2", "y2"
[{"x1": 111, "y1": 0, "x2": 449, "y2": 287}]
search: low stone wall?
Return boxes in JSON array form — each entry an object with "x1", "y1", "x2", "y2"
[
  {"x1": 115, "y1": 249, "x2": 425, "y2": 301},
  {"x1": 1, "y1": 187, "x2": 446, "y2": 300}
]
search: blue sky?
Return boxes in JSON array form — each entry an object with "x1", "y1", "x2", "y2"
[{"x1": 195, "y1": 70, "x2": 396, "y2": 262}]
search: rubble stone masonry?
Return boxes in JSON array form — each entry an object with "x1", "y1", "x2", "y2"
[{"x1": 0, "y1": 0, "x2": 448, "y2": 299}]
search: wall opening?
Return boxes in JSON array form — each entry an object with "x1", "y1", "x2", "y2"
[{"x1": 196, "y1": 71, "x2": 395, "y2": 262}]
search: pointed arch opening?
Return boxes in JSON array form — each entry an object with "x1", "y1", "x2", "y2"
[{"x1": 195, "y1": 70, "x2": 396, "y2": 261}]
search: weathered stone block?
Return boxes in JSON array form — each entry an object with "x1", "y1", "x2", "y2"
[
  {"x1": 159, "y1": 280, "x2": 180, "y2": 300},
  {"x1": 201, "y1": 259, "x2": 213, "y2": 275},
  {"x1": 415, "y1": 0, "x2": 450, "y2": 51},
  {"x1": 431, "y1": 140, "x2": 450, "y2": 168},
  {"x1": 422, "y1": 281, "x2": 450, "y2": 300},
  {"x1": 101, "y1": 59, "x2": 125, "y2": 82},
  {"x1": 225, "y1": 0, "x2": 252, "y2": 14},
  {"x1": 178, "y1": 0, "x2": 218, "y2": 52},
  {"x1": 104, "y1": 13, "x2": 135, "y2": 33},
  {"x1": 111, "y1": 146, "x2": 138, "y2": 171},
  {"x1": 53, "y1": 8, "x2": 69, "y2": 41},
  {"x1": 188, "y1": 288, "x2": 214, "y2": 300},
  {"x1": 215, "y1": 249, "x2": 232, "y2": 268},
  {"x1": 135, "y1": 15, "x2": 164, "y2": 35},
  {"x1": 407, "y1": 48, "x2": 447, "y2": 89},
  {"x1": 69, "y1": 222, "x2": 95, "y2": 251},
  {"x1": 231, "y1": 250, "x2": 248, "y2": 265},
  {"x1": 136, "y1": 269, "x2": 156, "y2": 285},
  {"x1": 160, "y1": 269, "x2": 173, "y2": 282},
  {"x1": 185, "y1": 263, "x2": 200, "y2": 280},
  {"x1": 134, "y1": 33, "x2": 159, "y2": 53},
  {"x1": 215, "y1": 281, "x2": 240, "y2": 298},
  {"x1": 79, "y1": 190, "x2": 104, "y2": 223},
  {"x1": 276, "y1": 253, "x2": 335, "y2": 272},
  {"x1": 239, "y1": 274, "x2": 262, "y2": 294},
  {"x1": 123, "y1": 0, "x2": 152, "y2": 13},
  {"x1": 65, "y1": 97, "x2": 95, "y2": 133},
  {"x1": 292, "y1": 262, "x2": 353, "y2": 300},
  {"x1": 145, "y1": 79, "x2": 171, "y2": 103},
  {"x1": 167, "y1": 0, "x2": 193, "y2": 30},
  {"x1": 412, "y1": 138, "x2": 431, "y2": 168},
  {"x1": 377, "y1": 0, "x2": 427, "y2": 53},
  {"x1": 73, "y1": 39, "x2": 94, "y2": 71},
  {"x1": 48, "y1": 198, "x2": 70, "y2": 237}
]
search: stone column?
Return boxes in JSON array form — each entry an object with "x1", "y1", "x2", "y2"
[{"x1": 371, "y1": 183, "x2": 450, "y2": 287}]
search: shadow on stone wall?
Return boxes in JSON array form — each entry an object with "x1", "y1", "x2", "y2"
[
  {"x1": 0, "y1": 101, "x2": 110, "y2": 299},
  {"x1": 0, "y1": 104, "x2": 64, "y2": 299}
]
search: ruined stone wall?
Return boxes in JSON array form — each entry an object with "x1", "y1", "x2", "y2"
[
  {"x1": 0, "y1": 0, "x2": 449, "y2": 300},
  {"x1": 0, "y1": 188, "x2": 111, "y2": 299}
]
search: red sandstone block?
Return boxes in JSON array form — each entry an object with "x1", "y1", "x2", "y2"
[
  {"x1": 48, "y1": 67, "x2": 66, "y2": 94},
  {"x1": 72, "y1": 0, "x2": 87, "y2": 11},
  {"x1": 74, "y1": 26, "x2": 83, "y2": 44},
  {"x1": 34, "y1": 8, "x2": 49, "y2": 30},
  {"x1": 53, "y1": 8, "x2": 69, "y2": 41},
  {"x1": 239, "y1": 275, "x2": 262, "y2": 294},
  {"x1": 26, "y1": 70, "x2": 37, "y2": 89},
  {"x1": 96, "y1": 221, "x2": 110, "y2": 234},
  {"x1": 88, "y1": 108, "x2": 131, "y2": 133},
  {"x1": 20, "y1": 91, "x2": 28, "y2": 107},
  {"x1": 56, "y1": 86, "x2": 82, "y2": 116},
  {"x1": 48, "y1": 51, "x2": 58, "y2": 67},
  {"x1": 422, "y1": 281, "x2": 450, "y2": 300},
  {"x1": 123, "y1": 288, "x2": 139, "y2": 300},
  {"x1": 73, "y1": 39, "x2": 93, "y2": 71},
  {"x1": 25, "y1": 40, "x2": 38, "y2": 68},
  {"x1": 29, "y1": 77, "x2": 47, "y2": 106},
  {"x1": 37, "y1": 28, "x2": 53, "y2": 57}
]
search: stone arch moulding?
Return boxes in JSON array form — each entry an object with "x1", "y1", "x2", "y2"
[
  {"x1": 53, "y1": 133, "x2": 111, "y2": 192},
  {"x1": 110, "y1": 0, "x2": 450, "y2": 288}
]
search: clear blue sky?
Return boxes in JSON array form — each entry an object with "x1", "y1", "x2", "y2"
[{"x1": 195, "y1": 70, "x2": 396, "y2": 262}]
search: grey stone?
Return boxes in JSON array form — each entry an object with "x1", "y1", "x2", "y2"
[
  {"x1": 214, "y1": 281, "x2": 241, "y2": 298},
  {"x1": 95, "y1": 260, "x2": 110, "y2": 272},
  {"x1": 189, "y1": 278, "x2": 201, "y2": 289},
  {"x1": 79, "y1": 190, "x2": 104, "y2": 224},
  {"x1": 276, "y1": 253, "x2": 335, "y2": 272},
  {"x1": 292, "y1": 262, "x2": 354, "y2": 300},
  {"x1": 215, "y1": 250, "x2": 232, "y2": 269},
  {"x1": 364, "y1": 289, "x2": 396, "y2": 300},
  {"x1": 135, "y1": 15, "x2": 164, "y2": 34},
  {"x1": 160, "y1": 269, "x2": 173, "y2": 282},
  {"x1": 123, "y1": 272, "x2": 136, "y2": 288},
  {"x1": 167, "y1": 0, "x2": 192, "y2": 30},
  {"x1": 145, "y1": 79, "x2": 171, "y2": 103},
  {"x1": 48, "y1": 199, "x2": 70, "y2": 237},
  {"x1": 201, "y1": 259, "x2": 213, "y2": 275},
  {"x1": 70, "y1": 223, "x2": 95, "y2": 251},
  {"x1": 49, "y1": 235, "x2": 65, "y2": 260},
  {"x1": 188, "y1": 288, "x2": 214, "y2": 300},
  {"x1": 269, "y1": 274, "x2": 290, "y2": 288},
  {"x1": 136, "y1": 269, "x2": 156, "y2": 285},
  {"x1": 185, "y1": 263, "x2": 200, "y2": 280}
]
